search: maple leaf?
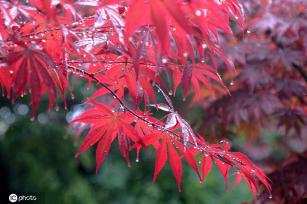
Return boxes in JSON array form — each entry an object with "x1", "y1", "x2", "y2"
[
  {"x1": 138, "y1": 131, "x2": 183, "y2": 191},
  {"x1": 136, "y1": 130, "x2": 271, "y2": 195},
  {"x1": 171, "y1": 63, "x2": 225, "y2": 97},
  {"x1": 155, "y1": 86, "x2": 198, "y2": 146},
  {"x1": 0, "y1": 67, "x2": 11, "y2": 97},
  {"x1": 3, "y1": 48, "x2": 69, "y2": 115},
  {"x1": 205, "y1": 141, "x2": 271, "y2": 198},
  {"x1": 72, "y1": 101, "x2": 139, "y2": 171}
]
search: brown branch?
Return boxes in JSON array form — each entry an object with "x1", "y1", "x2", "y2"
[
  {"x1": 292, "y1": 63, "x2": 307, "y2": 82},
  {"x1": 66, "y1": 66, "x2": 255, "y2": 172},
  {"x1": 66, "y1": 65, "x2": 214, "y2": 152},
  {"x1": 66, "y1": 67, "x2": 260, "y2": 188}
]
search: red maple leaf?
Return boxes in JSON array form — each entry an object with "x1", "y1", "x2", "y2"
[
  {"x1": 72, "y1": 101, "x2": 140, "y2": 171},
  {"x1": 3, "y1": 48, "x2": 68, "y2": 115}
]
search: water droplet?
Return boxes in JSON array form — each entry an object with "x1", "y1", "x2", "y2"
[
  {"x1": 168, "y1": 90, "x2": 173, "y2": 95},
  {"x1": 55, "y1": 106, "x2": 60, "y2": 112},
  {"x1": 268, "y1": 195, "x2": 272, "y2": 199},
  {"x1": 135, "y1": 158, "x2": 139, "y2": 163},
  {"x1": 195, "y1": 10, "x2": 202, "y2": 16},
  {"x1": 119, "y1": 105, "x2": 124, "y2": 111},
  {"x1": 217, "y1": 73, "x2": 222, "y2": 80},
  {"x1": 30, "y1": 117, "x2": 35, "y2": 121},
  {"x1": 162, "y1": 57, "x2": 168, "y2": 64}
]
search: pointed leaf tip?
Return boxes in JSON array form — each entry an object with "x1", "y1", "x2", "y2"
[
  {"x1": 153, "y1": 139, "x2": 167, "y2": 183},
  {"x1": 168, "y1": 140, "x2": 182, "y2": 191}
]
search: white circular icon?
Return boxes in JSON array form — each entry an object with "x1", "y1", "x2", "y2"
[{"x1": 9, "y1": 194, "x2": 18, "y2": 203}]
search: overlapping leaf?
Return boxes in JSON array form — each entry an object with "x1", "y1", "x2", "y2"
[
  {"x1": 72, "y1": 101, "x2": 139, "y2": 170},
  {"x1": 3, "y1": 48, "x2": 68, "y2": 115}
]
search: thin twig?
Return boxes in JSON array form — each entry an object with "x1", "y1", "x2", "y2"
[
  {"x1": 292, "y1": 63, "x2": 307, "y2": 82},
  {"x1": 66, "y1": 65, "x2": 213, "y2": 152}
]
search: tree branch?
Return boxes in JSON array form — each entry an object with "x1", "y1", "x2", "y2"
[
  {"x1": 292, "y1": 63, "x2": 307, "y2": 82},
  {"x1": 66, "y1": 65, "x2": 206, "y2": 149}
]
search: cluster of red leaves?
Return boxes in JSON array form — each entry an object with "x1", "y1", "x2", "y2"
[
  {"x1": 0, "y1": 0, "x2": 270, "y2": 197},
  {"x1": 72, "y1": 101, "x2": 271, "y2": 194}
]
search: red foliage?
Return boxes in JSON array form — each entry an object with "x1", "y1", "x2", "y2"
[
  {"x1": 4, "y1": 48, "x2": 68, "y2": 115},
  {"x1": 0, "y1": 0, "x2": 271, "y2": 197}
]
